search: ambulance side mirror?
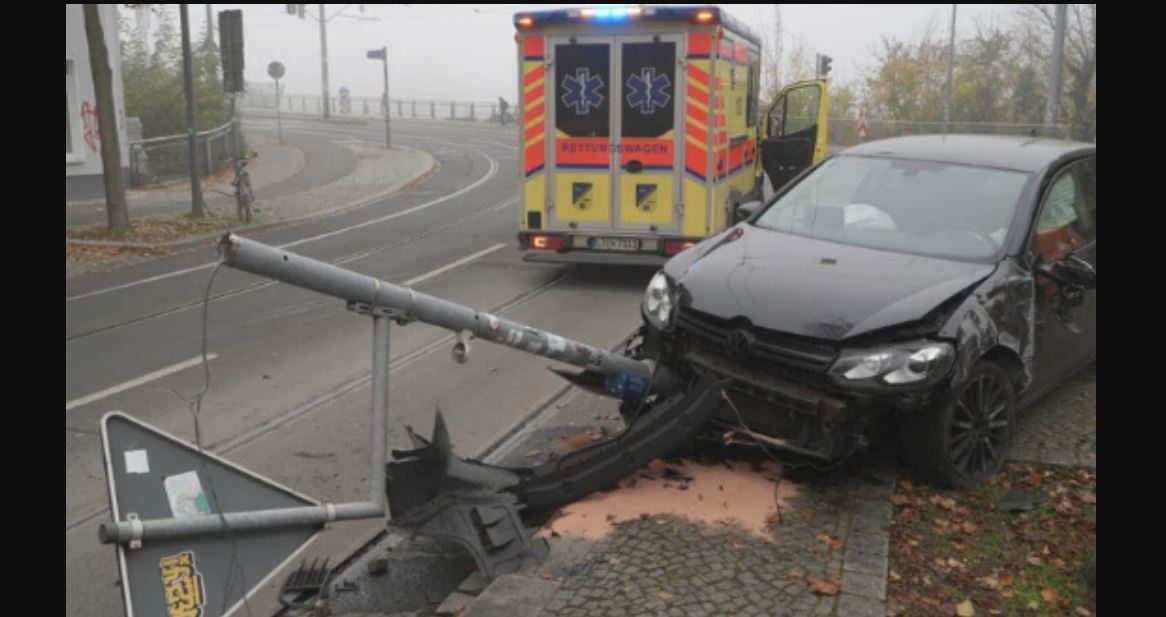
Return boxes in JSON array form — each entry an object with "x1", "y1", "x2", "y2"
[{"x1": 733, "y1": 201, "x2": 761, "y2": 223}]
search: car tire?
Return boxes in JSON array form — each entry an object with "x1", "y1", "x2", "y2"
[{"x1": 901, "y1": 361, "x2": 1016, "y2": 488}]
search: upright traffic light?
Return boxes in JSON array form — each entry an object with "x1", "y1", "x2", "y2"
[
  {"x1": 219, "y1": 10, "x2": 245, "y2": 93},
  {"x1": 817, "y1": 54, "x2": 833, "y2": 79}
]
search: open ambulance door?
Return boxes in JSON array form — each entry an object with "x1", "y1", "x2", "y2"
[{"x1": 760, "y1": 80, "x2": 829, "y2": 192}]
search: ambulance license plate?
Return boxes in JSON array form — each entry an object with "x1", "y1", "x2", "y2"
[{"x1": 588, "y1": 237, "x2": 641, "y2": 252}]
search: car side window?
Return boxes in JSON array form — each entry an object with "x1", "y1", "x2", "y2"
[{"x1": 1034, "y1": 158, "x2": 1094, "y2": 262}]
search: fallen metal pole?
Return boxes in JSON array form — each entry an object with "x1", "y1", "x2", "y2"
[
  {"x1": 99, "y1": 233, "x2": 668, "y2": 547},
  {"x1": 218, "y1": 233, "x2": 656, "y2": 387},
  {"x1": 99, "y1": 502, "x2": 382, "y2": 544}
]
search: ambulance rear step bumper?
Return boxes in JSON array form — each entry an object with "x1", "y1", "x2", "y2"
[{"x1": 521, "y1": 250, "x2": 669, "y2": 267}]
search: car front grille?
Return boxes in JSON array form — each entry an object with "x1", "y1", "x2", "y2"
[{"x1": 676, "y1": 307, "x2": 839, "y2": 388}]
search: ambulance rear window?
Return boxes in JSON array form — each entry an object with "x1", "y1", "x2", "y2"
[
  {"x1": 555, "y1": 43, "x2": 611, "y2": 137},
  {"x1": 620, "y1": 41, "x2": 676, "y2": 138}
]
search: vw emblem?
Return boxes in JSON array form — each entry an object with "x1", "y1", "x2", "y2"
[{"x1": 725, "y1": 328, "x2": 755, "y2": 360}]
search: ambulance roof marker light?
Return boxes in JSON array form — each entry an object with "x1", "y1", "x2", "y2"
[
  {"x1": 517, "y1": 15, "x2": 534, "y2": 28},
  {"x1": 576, "y1": 5, "x2": 649, "y2": 22},
  {"x1": 694, "y1": 9, "x2": 717, "y2": 24}
]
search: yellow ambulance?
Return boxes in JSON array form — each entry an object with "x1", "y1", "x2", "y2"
[{"x1": 514, "y1": 5, "x2": 829, "y2": 265}]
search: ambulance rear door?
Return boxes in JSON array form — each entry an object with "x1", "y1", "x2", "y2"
[
  {"x1": 546, "y1": 35, "x2": 616, "y2": 233},
  {"x1": 613, "y1": 33, "x2": 683, "y2": 236},
  {"x1": 545, "y1": 33, "x2": 684, "y2": 246}
]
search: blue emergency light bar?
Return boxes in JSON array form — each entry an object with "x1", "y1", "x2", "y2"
[{"x1": 513, "y1": 5, "x2": 759, "y2": 47}]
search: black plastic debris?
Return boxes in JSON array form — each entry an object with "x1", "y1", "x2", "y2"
[
  {"x1": 280, "y1": 558, "x2": 332, "y2": 612},
  {"x1": 996, "y1": 487, "x2": 1048, "y2": 513}
]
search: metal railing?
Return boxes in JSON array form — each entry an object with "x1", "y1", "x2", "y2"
[
  {"x1": 242, "y1": 90, "x2": 1074, "y2": 141},
  {"x1": 127, "y1": 120, "x2": 239, "y2": 188},
  {"x1": 242, "y1": 91, "x2": 512, "y2": 124},
  {"x1": 826, "y1": 118, "x2": 1071, "y2": 146}
]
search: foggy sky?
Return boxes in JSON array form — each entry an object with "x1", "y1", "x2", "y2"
[{"x1": 140, "y1": 4, "x2": 1015, "y2": 104}]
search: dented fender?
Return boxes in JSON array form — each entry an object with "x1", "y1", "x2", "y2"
[{"x1": 938, "y1": 260, "x2": 1035, "y2": 390}]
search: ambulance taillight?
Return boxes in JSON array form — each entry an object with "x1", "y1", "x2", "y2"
[
  {"x1": 663, "y1": 239, "x2": 699, "y2": 256},
  {"x1": 529, "y1": 234, "x2": 566, "y2": 251}
]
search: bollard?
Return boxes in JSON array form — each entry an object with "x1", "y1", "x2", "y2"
[
  {"x1": 470, "y1": 102, "x2": 475, "y2": 121},
  {"x1": 431, "y1": 101, "x2": 435, "y2": 119}
]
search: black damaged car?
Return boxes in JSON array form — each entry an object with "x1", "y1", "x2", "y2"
[{"x1": 639, "y1": 135, "x2": 1095, "y2": 487}]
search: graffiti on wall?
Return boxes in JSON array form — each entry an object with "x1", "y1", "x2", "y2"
[{"x1": 81, "y1": 101, "x2": 100, "y2": 153}]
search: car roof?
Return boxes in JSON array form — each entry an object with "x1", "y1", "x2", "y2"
[{"x1": 840, "y1": 134, "x2": 1094, "y2": 173}]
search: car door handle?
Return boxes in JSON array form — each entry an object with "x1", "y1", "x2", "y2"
[{"x1": 622, "y1": 160, "x2": 643, "y2": 173}]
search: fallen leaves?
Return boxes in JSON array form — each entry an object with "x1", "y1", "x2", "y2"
[
  {"x1": 657, "y1": 591, "x2": 674, "y2": 601},
  {"x1": 814, "y1": 532, "x2": 843, "y2": 550},
  {"x1": 887, "y1": 462, "x2": 1096, "y2": 617},
  {"x1": 806, "y1": 576, "x2": 839, "y2": 596},
  {"x1": 931, "y1": 495, "x2": 958, "y2": 511},
  {"x1": 787, "y1": 569, "x2": 803, "y2": 580},
  {"x1": 976, "y1": 576, "x2": 1000, "y2": 590}
]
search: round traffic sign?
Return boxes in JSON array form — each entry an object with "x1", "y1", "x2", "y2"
[{"x1": 267, "y1": 61, "x2": 285, "y2": 80}]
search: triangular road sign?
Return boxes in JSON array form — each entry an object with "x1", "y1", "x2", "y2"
[{"x1": 101, "y1": 412, "x2": 324, "y2": 617}]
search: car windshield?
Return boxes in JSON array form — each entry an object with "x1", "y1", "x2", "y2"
[{"x1": 753, "y1": 155, "x2": 1031, "y2": 260}]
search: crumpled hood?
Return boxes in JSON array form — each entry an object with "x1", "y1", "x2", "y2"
[{"x1": 664, "y1": 224, "x2": 997, "y2": 341}]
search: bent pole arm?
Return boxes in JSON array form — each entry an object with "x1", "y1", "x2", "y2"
[{"x1": 218, "y1": 233, "x2": 654, "y2": 382}]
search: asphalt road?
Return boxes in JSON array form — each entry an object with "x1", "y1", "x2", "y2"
[{"x1": 65, "y1": 116, "x2": 655, "y2": 617}]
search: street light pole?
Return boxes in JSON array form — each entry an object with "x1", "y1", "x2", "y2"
[
  {"x1": 1043, "y1": 4, "x2": 1068, "y2": 131},
  {"x1": 319, "y1": 3, "x2": 331, "y2": 119},
  {"x1": 180, "y1": 4, "x2": 206, "y2": 217},
  {"x1": 382, "y1": 46, "x2": 391, "y2": 148},
  {"x1": 943, "y1": 4, "x2": 956, "y2": 134}
]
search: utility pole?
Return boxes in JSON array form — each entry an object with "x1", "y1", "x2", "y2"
[
  {"x1": 135, "y1": 5, "x2": 151, "y2": 62},
  {"x1": 943, "y1": 4, "x2": 957, "y2": 133},
  {"x1": 205, "y1": 3, "x2": 214, "y2": 47},
  {"x1": 319, "y1": 4, "x2": 331, "y2": 119},
  {"x1": 1043, "y1": 4, "x2": 1068, "y2": 131},
  {"x1": 180, "y1": 4, "x2": 206, "y2": 217}
]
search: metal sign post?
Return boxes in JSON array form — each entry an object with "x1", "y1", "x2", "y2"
[
  {"x1": 268, "y1": 61, "x2": 286, "y2": 144},
  {"x1": 367, "y1": 47, "x2": 390, "y2": 148}
]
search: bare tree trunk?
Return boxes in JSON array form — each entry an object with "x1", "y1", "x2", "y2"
[{"x1": 83, "y1": 4, "x2": 130, "y2": 231}]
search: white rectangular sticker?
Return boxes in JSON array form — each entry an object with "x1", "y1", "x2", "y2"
[
  {"x1": 124, "y1": 449, "x2": 150, "y2": 474},
  {"x1": 163, "y1": 471, "x2": 212, "y2": 518}
]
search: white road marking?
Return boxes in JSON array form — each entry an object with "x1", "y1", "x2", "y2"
[
  {"x1": 66, "y1": 148, "x2": 499, "y2": 303},
  {"x1": 66, "y1": 198, "x2": 518, "y2": 342},
  {"x1": 65, "y1": 354, "x2": 218, "y2": 412},
  {"x1": 402, "y1": 243, "x2": 506, "y2": 286}
]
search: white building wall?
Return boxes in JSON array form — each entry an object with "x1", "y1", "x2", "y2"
[{"x1": 65, "y1": 4, "x2": 129, "y2": 182}]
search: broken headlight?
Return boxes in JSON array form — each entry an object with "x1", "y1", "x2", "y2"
[
  {"x1": 831, "y1": 342, "x2": 954, "y2": 386},
  {"x1": 642, "y1": 271, "x2": 676, "y2": 330}
]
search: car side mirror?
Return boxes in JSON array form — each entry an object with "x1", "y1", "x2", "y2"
[
  {"x1": 1038, "y1": 254, "x2": 1095, "y2": 308},
  {"x1": 733, "y1": 200, "x2": 761, "y2": 224},
  {"x1": 1048, "y1": 254, "x2": 1096, "y2": 290}
]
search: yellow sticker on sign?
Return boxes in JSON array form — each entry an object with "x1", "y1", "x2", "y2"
[{"x1": 159, "y1": 551, "x2": 206, "y2": 617}]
